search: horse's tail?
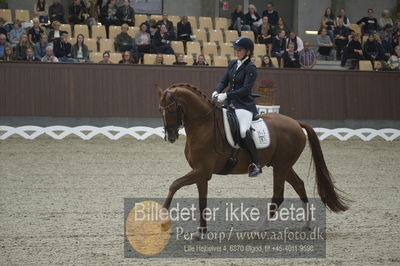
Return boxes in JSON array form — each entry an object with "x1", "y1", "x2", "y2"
[{"x1": 299, "y1": 121, "x2": 349, "y2": 212}]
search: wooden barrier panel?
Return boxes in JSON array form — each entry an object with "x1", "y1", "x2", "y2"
[{"x1": 0, "y1": 62, "x2": 399, "y2": 120}]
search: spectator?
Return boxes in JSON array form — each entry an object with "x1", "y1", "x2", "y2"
[
  {"x1": 378, "y1": 10, "x2": 393, "y2": 29},
  {"x1": 0, "y1": 33, "x2": 7, "y2": 58},
  {"x1": 394, "y1": 12, "x2": 400, "y2": 28},
  {"x1": 115, "y1": 24, "x2": 135, "y2": 52},
  {"x1": 334, "y1": 19, "x2": 350, "y2": 60},
  {"x1": 317, "y1": 28, "x2": 335, "y2": 60},
  {"x1": 320, "y1": 8, "x2": 336, "y2": 41},
  {"x1": 15, "y1": 34, "x2": 31, "y2": 59},
  {"x1": 286, "y1": 32, "x2": 303, "y2": 52},
  {"x1": 33, "y1": 34, "x2": 49, "y2": 60},
  {"x1": 98, "y1": 51, "x2": 113, "y2": 63},
  {"x1": 244, "y1": 4, "x2": 261, "y2": 38},
  {"x1": 272, "y1": 17, "x2": 289, "y2": 37},
  {"x1": 34, "y1": 0, "x2": 49, "y2": 23},
  {"x1": 261, "y1": 55, "x2": 274, "y2": 67},
  {"x1": 156, "y1": 12, "x2": 175, "y2": 35},
  {"x1": 48, "y1": 20, "x2": 62, "y2": 43},
  {"x1": 283, "y1": 42, "x2": 300, "y2": 68},
  {"x1": 262, "y1": 2, "x2": 279, "y2": 26},
  {"x1": 0, "y1": 18, "x2": 7, "y2": 36},
  {"x1": 9, "y1": 20, "x2": 25, "y2": 48},
  {"x1": 41, "y1": 46, "x2": 59, "y2": 62},
  {"x1": 154, "y1": 54, "x2": 164, "y2": 65},
  {"x1": 0, "y1": 44, "x2": 14, "y2": 61},
  {"x1": 147, "y1": 19, "x2": 158, "y2": 37},
  {"x1": 71, "y1": 34, "x2": 90, "y2": 62},
  {"x1": 69, "y1": 0, "x2": 85, "y2": 25},
  {"x1": 250, "y1": 55, "x2": 257, "y2": 64},
  {"x1": 28, "y1": 18, "x2": 44, "y2": 45},
  {"x1": 299, "y1": 42, "x2": 316, "y2": 69},
  {"x1": 53, "y1": 31, "x2": 76, "y2": 62},
  {"x1": 230, "y1": 4, "x2": 250, "y2": 33},
  {"x1": 375, "y1": 33, "x2": 392, "y2": 61},
  {"x1": 193, "y1": 54, "x2": 208, "y2": 66},
  {"x1": 119, "y1": 50, "x2": 135, "y2": 64},
  {"x1": 49, "y1": 0, "x2": 65, "y2": 23},
  {"x1": 23, "y1": 47, "x2": 40, "y2": 61},
  {"x1": 81, "y1": 0, "x2": 98, "y2": 28},
  {"x1": 177, "y1": 16, "x2": 192, "y2": 42},
  {"x1": 96, "y1": 0, "x2": 106, "y2": 15},
  {"x1": 393, "y1": 28, "x2": 400, "y2": 48},
  {"x1": 117, "y1": 0, "x2": 135, "y2": 26},
  {"x1": 336, "y1": 8, "x2": 350, "y2": 28},
  {"x1": 258, "y1": 16, "x2": 273, "y2": 45},
  {"x1": 357, "y1": 9, "x2": 378, "y2": 34},
  {"x1": 271, "y1": 29, "x2": 286, "y2": 59},
  {"x1": 173, "y1": 53, "x2": 187, "y2": 65},
  {"x1": 100, "y1": 0, "x2": 120, "y2": 38},
  {"x1": 386, "y1": 45, "x2": 400, "y2": 71},
  {"x1": 380, "y1": 24, "x2": 393, "y2": 44},
  {"x1": 341, "y1": 32, "x2": 364, "y2": 68},
  {"x1": 135, "y1": 22, "x2": 152, "y2": 56},
  {"x1": 153, "y1": 24, "x2": 175, "y2": 54},
  {"x1": 374, "y1": 60, "x2": 385, "y2": 71},
  {"x1": 363, "y1": 34, "x2": 383, "y2": 62}
]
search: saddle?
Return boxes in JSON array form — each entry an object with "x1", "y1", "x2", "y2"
[{"x1": 222, "y1": 107, "x2": 270, "y2": 150}]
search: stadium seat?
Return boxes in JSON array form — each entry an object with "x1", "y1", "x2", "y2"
[
  {"x1": 135, "y1": 14, "x2": 148, "y2": 26},
  {"x1": 143, "y1": 54, "x2": 157, "y2": 64},
  {"x1": 193, "y1": 28, "x2": 207, "y2": 42},
  {"x1": 225, "y1": 30, "x2": 239, "y2": 43},
  {"x1": 362, "y1": 35, "x2": 369, "y2": 44},
  {"x1": 186, "y1": 41, "x2": 201, "y2": 56},
  {"x1": 349, "y1": 24, "x2": 361, "y2": 35},
  {"x1": 253, "y1": 56, "x2": 262, "y2": 67},
  {"x1": 213, "y1": 56, "x2": 228, "y2": 67},
  {"x1": 169, "y1": 16, "x2": 180, "y2": 27},
  {"x1": 15, "y1": 9, "x2": 30, "y2": 22},
  {"x1": 109, "y1": 26, "x2": 122, "y2": 40},
  {"x1": 90, "y1": 52, "x2": 103, "y2": 63},
  {"x1": 199, "y1": 16, "x2": 213, "y2": 30},
  {"x1": 99, "y1": 38, "x2": 115, "y2": 52},
  {"x1": 85, "y1": 38, "x2": 97, "y2": 53},
  {"x1": 209, "y1": 29, "x2": 224, "y2": 45},
  {"x1": 150, "y1": 15, "x2": 162, "y2": 22},
  {"x1": 163, "y1": 54, "x2": 176, "y2": 65},
  {"x1": 91, "y1": 25, "x2": 106, "y2": 39},
  {"x1": 215, "y1": 17, "x2": 229, "y2": 30},
  {"x1": 254, "y1": 44, "x2": 267, "y2": 57},
  {"x1": 203, "y1": 42, "x2": 218, "y2": 56},
  {"x1": 74, "y1": 24, "x2": 89, "y2": 38},
  {"x1": 183, "y1": 55, "x2": 194, "y2": 65},
  {"x1": 60, "y1": 24, "x2": 72, "y2": 37},
  {"x1": 110, "y1": 52, "x2": 121, "y2": 63},
  {"x1": 187, "y1": 16, "x2": 197, "y2": 30},
  {"x1": 171, "y1": 41, "x2": 184, "y2": 54},
  {"x1": 220, "y1": 42, "x2": 234, "y2": 57},
  {"x1": 271, "y1": 57, "x2": 279, "y2": 68},
  {"x1": 359, "y1": 60, "x2": 373, "y2": 71},
  {"x1": 241, "y1": 31, "x2": 255, "y2": 42},
  {"x1": 129, "y1": 26, "x2": 139, "y2": 36},
  {"x1": 0, "y1": 9, "x2": 12, "y2": 23}
]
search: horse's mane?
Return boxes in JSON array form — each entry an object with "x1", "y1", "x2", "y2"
[{"x1": 168, "y1": 83, "x2": 220, "y2": 109}]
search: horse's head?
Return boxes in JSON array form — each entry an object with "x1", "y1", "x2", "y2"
[{"x1": 156, "y1": 85, "x2": 183, "y2": 143}]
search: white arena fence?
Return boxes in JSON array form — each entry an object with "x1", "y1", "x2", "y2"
[{"x1": 0, "y1": 126, "x2": 399, "y2": 141}]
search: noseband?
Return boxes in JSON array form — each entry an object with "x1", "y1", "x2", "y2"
[{"x1": 159, "y1": 90, "x2": 184, "y2": 138}]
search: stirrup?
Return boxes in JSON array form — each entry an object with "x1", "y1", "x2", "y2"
[{"x1": 248, "y1": 163, "x2": 262, "y2": 177}]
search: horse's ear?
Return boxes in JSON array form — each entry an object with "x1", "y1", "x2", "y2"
[{"x1": 155, "y1": 84, "x2": 163, "y2": 97}]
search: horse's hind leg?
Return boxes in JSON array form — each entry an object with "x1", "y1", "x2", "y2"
[{"x1": 286, "y1": 168, "x2": 311, "y2": 230}]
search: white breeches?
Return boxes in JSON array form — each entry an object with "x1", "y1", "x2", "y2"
[{"x1": 235, "y1": 109, "x2": 253, "y2": 138}]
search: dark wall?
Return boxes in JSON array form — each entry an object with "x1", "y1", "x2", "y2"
[{"x1": 1, "y1": 62, "x2": 399, "y2": 120}]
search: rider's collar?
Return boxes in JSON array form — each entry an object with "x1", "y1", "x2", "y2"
[{"x1": 236, "y1": 56, "x2": 249, "y2": 69}]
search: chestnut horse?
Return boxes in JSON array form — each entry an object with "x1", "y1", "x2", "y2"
[{"x1": 157, "y1": 83, "x2": 348, "y2": 233}]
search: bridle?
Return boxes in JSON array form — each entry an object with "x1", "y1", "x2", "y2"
[{"x1": 158, "y1": 90, "x2": 214, "y2": 140}]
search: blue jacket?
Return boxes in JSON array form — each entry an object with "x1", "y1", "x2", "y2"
[{"x1": 215, "y1": 58, "x2": 258, "y2": 115}]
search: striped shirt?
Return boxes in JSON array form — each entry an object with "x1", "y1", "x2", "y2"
[{"x1": 299, "y1": 49, "x2": 316, "y2": 67}]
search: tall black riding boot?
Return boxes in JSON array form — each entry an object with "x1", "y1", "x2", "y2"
[{"x1": 242, "y1": 130, "x2": 262, "y2": 177}]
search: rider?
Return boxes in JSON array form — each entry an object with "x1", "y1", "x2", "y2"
[{"x1": 212, "y1": 36, "x2": 262, "y2": 177}]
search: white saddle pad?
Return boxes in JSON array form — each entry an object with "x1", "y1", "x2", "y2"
[{"x1": 222, "y1": 108, "x2": 271, "y2": 149}]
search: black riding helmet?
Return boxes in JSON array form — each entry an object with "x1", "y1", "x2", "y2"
[{"x1": 232, "y1": 37, "x2": 254, "y2": 53}]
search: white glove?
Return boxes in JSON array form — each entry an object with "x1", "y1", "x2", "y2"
[
  {"x1": 217, "y1": 93, "x2": 227, "y2": 103},
  {"x1": 212, "y1": 91, "x2": 218, "y2": 99}
]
